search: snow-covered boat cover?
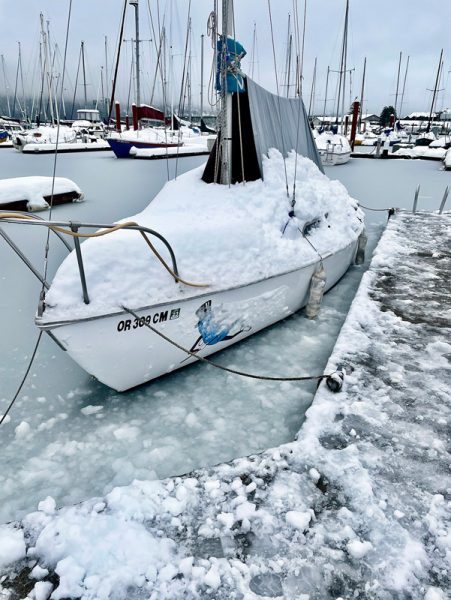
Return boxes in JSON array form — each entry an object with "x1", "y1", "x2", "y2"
[
  {"x1": 0, "y1": 176, "x2": 83, "y2": 211},
  {"x1": 44, "y1": 151, "x2": 363, "y2": 320},
  {"x1": 246, "y1": 78, "x2": 323, "y2": 173},
  {"x1": 17, "y1": 126, "x2": 76, "y2": 145}
]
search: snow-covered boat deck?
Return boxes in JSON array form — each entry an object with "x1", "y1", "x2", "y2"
[
  {"x1": 131, "y1": 142, "x2": 210, "y2": 160},
  {"x1": 1, "y1": 212, "x2": 449, "y2": 598},
  {"x1": 21, "y1": 140, "x2": 111, "y2": 154}
]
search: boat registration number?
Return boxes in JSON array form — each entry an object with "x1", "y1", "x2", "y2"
[{"x1": 117, "y1": 308, "x2": 180, "y2": 332}]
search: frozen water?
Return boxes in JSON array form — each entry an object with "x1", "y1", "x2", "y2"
[{"x1": 0, "y1": 151, "x2": 449, "y2": 526}]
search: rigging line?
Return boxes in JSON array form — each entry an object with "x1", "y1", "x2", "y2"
[
  {"x1": 41, "y1": 0, "x2": 73, "y2": 300},
  {"x1": 231, "y1": 0, "x2": 245, "y2": 184},
  {"x1": 107, "y1": 0, "x2": 128, "y2": 125},
  {"x1": 267, "y1": 0, "x2": 290, "y2": 198},
  {"x1": 0, "y1": 332, "x2": 43, "y2": 427},
  {"x1": 175, "y1": 0, "x2": 192, "y2": 180},
  {"x1": 122, "y1": 306, "x2": 332, "y2": 382}
]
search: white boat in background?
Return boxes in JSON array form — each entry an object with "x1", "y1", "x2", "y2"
[
  {"x1": 444, "y1": 147, "x2": 451, "y2": 170},
  {"x1": 12, "y1": 125, "x2": 76, "y2": 152},
  {"x1": 0, "y1": 0, "x2": 364, "y2": 392},
  {"x1": 71, "y1": 109, "x2": 106, "y2": 140},
  {"x1": 315, "y1": 129, "x2": 352, "y2": 165}
]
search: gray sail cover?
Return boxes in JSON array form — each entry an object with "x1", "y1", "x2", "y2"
[{"x1": 246, "y1": 77, "x2": 324, "y2": 175}]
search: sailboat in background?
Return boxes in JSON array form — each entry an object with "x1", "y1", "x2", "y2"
[
  {"x1": 106, "y1": 0, "x2": 183, "y2": 158},
  {"x1": 315, "y1": 0, "x2": 352, "y2": 165},
  {"x1": 1, "y1": 0, "x2": 364, "y2": 391}
]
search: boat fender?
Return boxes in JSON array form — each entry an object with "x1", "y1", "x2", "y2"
[
  {"x1": 305, "y1": 264, "x2": 326, "y2": 319},
  {"x1": 326, "y1": 369, "x2": 345, "y2": 393},
  {"x1": 355, "y1": 229, "x2": 367, "y2": 265}
]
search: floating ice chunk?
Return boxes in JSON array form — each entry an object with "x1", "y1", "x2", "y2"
[
  {"x1": 425, "y1": 587, "x2": 446, "y2": 600},
  {"x1": 81, "y1": 405, "x2": 103, "y2": 415},
  {"x1": 217, "y1": 512, "x2": 234, "y2": 529},
  {"x1": 15, "y1": 420, "x2": 31, "y2": 439},
  {"x1": 32, "y1": 580, "x2": 53, "y2": 600},
  {"x1": 346, "y1": 539, "x2": 373, "y2": 559},
  {"x1": 31, "y1": 564, "x2": 49, "y2": 580},
  {"x1": 0, "y1": 526, "x2": 26, "y2": 568},
  {"x1": 204, "y1": 565, "x2": 221, "y2": 589},
  {"x1": 235, "y1": 501, "x2": 256, "y2": 521},
  {"x1": 38, "y1": 496, "x2": 56, "y2": 515},
  {"x1": 308, "y1": 468, "x2": 320, "y2": 483},
  {"x1": 113, "y1": 424, "x2": 140, "y2": 441},
  {"x1": 285, "y1": 510, "x2": 312, "y2": 532}
]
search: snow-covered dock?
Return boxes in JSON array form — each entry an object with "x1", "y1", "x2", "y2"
[
  {"x1": 0, "y1": 212, "x2": 449, "y2": 600},
  {"x1": 21, "y1": 140, "x2": 111, "y2": 154}
]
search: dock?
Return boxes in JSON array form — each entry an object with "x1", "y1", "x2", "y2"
[
  {"x1": 2, "y1": 211, "x2": 449, "y2": 599},
  {"x1": 21, "y1": 140, "x2": 111, "y2": 154}
]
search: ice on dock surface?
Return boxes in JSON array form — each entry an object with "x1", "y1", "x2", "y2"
[
  {"x1": 392, "y1": 146, "x2": 446, "y2": 160},
  {"x1": 1, "y1": 211, "x2": 449, "y2": 598},
  {"x1": 0, "y1": 176, "x2": 84, "y2": 211},
  {"x1": 130, "y1": 142, "x2": 210, "y2": 159}
]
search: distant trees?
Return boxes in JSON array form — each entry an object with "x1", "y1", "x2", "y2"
[{"x1": 380, "y1": 106, "x2": 397, "y2": 127}]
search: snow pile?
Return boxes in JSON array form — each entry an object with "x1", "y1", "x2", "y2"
[
  {"x1": 392, "y1": 146, "x2": 446, "y2": 159},
  {"x1": 1, "y1": 212, "x2": 448, "y2": 599},
  {"x1": 0, "y1": 176, "x2": 84, "y2": 210},
  {"x1": 44, "y1": 150, "x2": 362, "y2": 320}
]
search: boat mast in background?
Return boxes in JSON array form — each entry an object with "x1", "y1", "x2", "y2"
[
  {"x1": 426, "y1": 48, "x2": 443, "y2": 133},
  {"x1": 1, "y1": 55, "x2": 11, "y2": 117},
  {"x1": 129, "y1": 0, "x2": 141, "y2": 107},
  {"x1": 399, "y1": 55, "x2": 409, "y2": 118},
  {"x1": 200, "y1": 33, "x2": 204, "y2": 119},
  {"x1": 394, "y1": 51, "x2": 402, "y2": 117},
  {"x1": 358, "y1": 56, "x2": 366, "y2": 132}
]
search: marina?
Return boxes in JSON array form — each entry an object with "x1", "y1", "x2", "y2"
[{"x1": 0, "y1": 0, "x2": 450, "y2": 598}]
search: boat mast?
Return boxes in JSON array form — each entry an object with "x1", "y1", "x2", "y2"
[
  {"x1": 322, "y1": 65, "x2": 330, "y2": 124},
  {"x1": 426, "y1": 48, "x2": 443, "y2": 133},
  {"x1": 399, "y1": 55, "x2": 409, "y2": 119},
  {"x1": 299, "y1": 0, "x2": 307, "y2": 97},
  {"x1": 1, "y1": 55, "x2": 11, "y2": 117},
  {"x1": 219, "y1": 0, "x2": 232, "y2": 185},
  {"x1": 129, "y1": 0, "x2": 141, "y2": 107},
  {"x1": 200, "y1": 33, "x2": 204, "y2": 119},
  {"x1": 335, "y1": 0, "x2": 349, "y2": 126},
  {"x1": 394, "y1": 51, "x2": 402, "y2": 117},
  {"x1": 308, "y1": 56, "x2": 317, "y2": 118},
  {"x1": 358, "y1": 56, "x2": 366, "y2": 132},
  {"x1": 81, "y1": 41, "x2": 88, "y2": 107}
]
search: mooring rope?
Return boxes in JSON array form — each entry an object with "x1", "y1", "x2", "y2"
[
  {"x1": 358, "y1": 204, "x2": 396, "y2": 214},
  {"x1": 122, "y1": 305, "x2": 334, "y2": 383},
  {"x1": 0, "y1": 332, "x2": 43, "y2": 427}
]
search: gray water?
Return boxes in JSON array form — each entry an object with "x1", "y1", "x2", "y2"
[{"x1": 0, "y1": 149, "x2": 449, "y2": 523}]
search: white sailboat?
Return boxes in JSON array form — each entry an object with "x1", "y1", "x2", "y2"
[{"x1": 1, "y1": 0, "x2": 364, "y2": 392}]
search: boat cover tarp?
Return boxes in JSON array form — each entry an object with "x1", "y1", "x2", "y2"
[{"x1": 246, "y1": 77, "x2": 324, "y2": 174}]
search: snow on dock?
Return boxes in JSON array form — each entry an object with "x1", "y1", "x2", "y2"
[
  {"x1": 21, "y1": 140, "x2": 111, "y2": 154},
  {"x1": 0, "y1": 177, "x2": 84, "y2": 211},
  {"x1": 0, "y1": 213, "x2": 449, "y2": 599}
]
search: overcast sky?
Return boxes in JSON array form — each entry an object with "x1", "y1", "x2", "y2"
[{"x1": 0, "y1": 0, "x2": 449, "y2": 118}]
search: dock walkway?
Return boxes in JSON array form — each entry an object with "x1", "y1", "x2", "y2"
[{"x1": 2, "y1": 213, "x2": 450, "y2": 600}]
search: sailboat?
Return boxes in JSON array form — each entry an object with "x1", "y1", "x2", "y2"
[
  {"x1": 1, "y1": 0, "x2": 364, "y2": 392},
  {"x1": 105, "y1": 0, "x2": 182, "y2": 158},
  {"x1": 315, "y1": 0, "x2": 352, "y2": 166}
]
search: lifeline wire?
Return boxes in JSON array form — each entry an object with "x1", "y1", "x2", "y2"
[
  {"x1": 0, "y1": 332, "x2": 43, "y2": 427},
  {"x1": 122, "y1": 306, "x2": 332, "y2": 383}
]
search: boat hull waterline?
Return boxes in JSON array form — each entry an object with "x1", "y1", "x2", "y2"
[
  {"x1": 106, "y1": 138, "x2": 182, "y2": 158},
  {"x1": 37, "y1": 239, "x2": 358, "y2": 391}
]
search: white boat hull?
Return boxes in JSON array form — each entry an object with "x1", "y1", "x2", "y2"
[
  {"x1": 319, "y1": 150, "x2": 351, "y2": 166},
  {"x1": 37, "y1": 239, "x2": 358, "y2": 391}
]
